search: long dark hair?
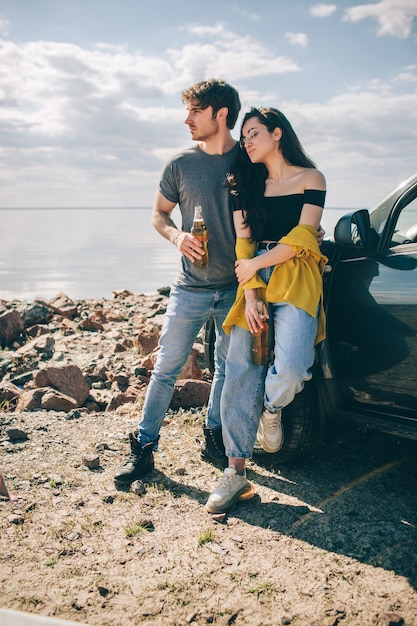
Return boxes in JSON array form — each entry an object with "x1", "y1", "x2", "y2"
[{"x1": 227, "y1": 107, "x2": 316, "y2": 241}]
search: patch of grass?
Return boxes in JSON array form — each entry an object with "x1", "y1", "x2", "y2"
[
  {"x1": 50, "y1": 527, "x2": 64, "y2": 540},
  {"x1": 49, "y1": 521, "x2": 77, "y2": 540},
  {"x1": 81, "y1": 519, "x2": 103, "y2": 536},
  {"x1": 45, "y1": 557, "x2": 57, "y2": 567},
  {"x1": 20, "y1": 596, "x2": 43, "y2": 609},
  {"x1": 125, "y1": 524, "x2": 146, "y2": 538},
  {"x1": 148, "y1": 482, "x2": 169, "y2": 493},
  {"x1": 247, "y1": 581, "x2": 273, "y2": 597},
  {"x1": 197, "y1": 527, "x2": 216, "y2": 545}
]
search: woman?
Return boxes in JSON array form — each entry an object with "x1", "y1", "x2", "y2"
[{"x1": 205, "y1": 107, "x2": 328, "y2": 514}]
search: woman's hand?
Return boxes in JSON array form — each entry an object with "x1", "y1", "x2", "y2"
[
  {"x1": 244, "y1": 292, "x2": 268, "y2": 334},
  {"x1": 235, "y1": 258, "x2": 257, "y2": 285}
]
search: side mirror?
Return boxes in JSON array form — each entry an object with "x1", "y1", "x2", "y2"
[{"x1": 334, "y1": 209, "x2": 371, "y2": 247}]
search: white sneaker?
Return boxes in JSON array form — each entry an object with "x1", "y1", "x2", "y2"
[
  {"x1": 257, "y1": 409, "x2": 283, "y2": 453},
  {"x1": 205, "y1": 466, "x2": 255, "y2": 514}
]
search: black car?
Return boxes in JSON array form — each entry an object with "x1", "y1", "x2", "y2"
[{"x1": 204, "y1": 172, "x2": 417, "y2": 462}]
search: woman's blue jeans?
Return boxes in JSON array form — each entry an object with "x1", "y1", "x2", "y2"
[
  {"x1": 221, "y1": 251, "x2": 318, "y2": 459},
  {"x1": 138, "y1": 283, "x2": 237, "y2": 445}
]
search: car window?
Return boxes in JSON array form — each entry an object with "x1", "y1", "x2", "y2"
[{"x1": 390, "y1": 196, "x2": 417, "y2": 245}]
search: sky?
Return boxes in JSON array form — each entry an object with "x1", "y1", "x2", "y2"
[{"x1": 0, "y1": 0, "x2": 417, "y2": 210}]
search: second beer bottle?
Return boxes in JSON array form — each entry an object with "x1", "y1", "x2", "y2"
[
  {"x1": 251, "y1": 301, "x2": 269, "y2": 366},
  {"x1": 191, "y1": 205, "x2": 208, "y2": 267}
]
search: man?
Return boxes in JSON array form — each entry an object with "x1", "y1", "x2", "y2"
[{"x1": 114, "y1": 78, "x2": 241, "y2": 484}]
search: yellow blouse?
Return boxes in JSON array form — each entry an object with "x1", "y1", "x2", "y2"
[{"x1": 223, "y1": 224, "x2": 328, "y2": 345}]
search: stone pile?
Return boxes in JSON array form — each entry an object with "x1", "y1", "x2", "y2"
[{"x1": 0, "y1": 289, "x2": 212, "y2": 414}]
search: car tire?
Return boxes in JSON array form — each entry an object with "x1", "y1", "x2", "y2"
[{"x1": 253, "y1": 379, "x2": 318, "y2": 464}]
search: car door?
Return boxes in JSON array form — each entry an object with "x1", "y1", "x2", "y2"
[{"x1": 328, "y1": 188, "x2": 417, "y2": 424}]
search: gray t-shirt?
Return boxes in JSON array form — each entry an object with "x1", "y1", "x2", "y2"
[{"x1": 159, "y1": 143, "x2": 239, "y2": 290}]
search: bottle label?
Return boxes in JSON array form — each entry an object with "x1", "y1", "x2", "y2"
[{"x1": 191, "y1": 211, "x2": 208, "y2": 267}]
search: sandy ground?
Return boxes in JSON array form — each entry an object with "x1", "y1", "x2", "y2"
[{"x1": 1, "y1": 404, "x2": 417, "y2": 626}]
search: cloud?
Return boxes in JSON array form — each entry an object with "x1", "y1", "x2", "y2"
[
  {"x1": 310, "y1": 4, "x2": 338, "y2": 18},
  {"x1": 343, "y1": 0, "x2": 417, "y2": 38},
  {"x1": 0, "y1": 25, "x2": 302, "y2": 207},
  {"x1": 0, "y1": 18, "x2": 416, "y2": 209},
  {"x1": 174, "y1": 24, "x2": 299, "y2": 83},
  {"x1": 285, "y1": 32, "x2": 309, "y2": 47},
  {"x1": 292, "y1": 77, "x2": 417, "y2": 207}
]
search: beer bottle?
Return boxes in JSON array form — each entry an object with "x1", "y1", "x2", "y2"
[
  {"x1": 191, "y1": 205, "x2": 208, "y2": 267},
  {"x1": 252, "y1": 301, "x2": 269, "y2": 366}
]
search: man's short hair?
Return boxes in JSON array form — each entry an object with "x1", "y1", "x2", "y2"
[{"x1": 181, "y1": 78, "x2": 241, "y2": 129}]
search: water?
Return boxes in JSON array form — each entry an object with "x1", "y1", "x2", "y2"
[{"x1": 0, "y1": 207, "x2": 349, "y2": 302}]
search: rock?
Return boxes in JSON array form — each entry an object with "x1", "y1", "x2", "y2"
[
  {"x1": 170, "y1": 379, "x2": 211, "y2": 409},
  {"x1": 0, "y1": 381, "x2": 23, "y2": 405},
  {"x1": 17, "y1": 387, "x2": 78, "y2": 412},
  {"x1": 41, "y1": 390, "x2": 79, "y2": 411},
  {"x1": 25, "y1": 323, "x2": 50, "y2": 338},
  {"x1": 0, "y1": 309, "x2": 24, "y2": 347},
  {"x1": 50, "y1": 474, "x2": 63, "y2": 485},
  {"x1": 113, "y1": 289, "x2": 133, "y2": 298},
  {"x1": 66, "y1": 532, "x2": 80, "y2": 541},
  {"x1": 34, "y1": 363, "x2": 90, "y2": 405},
  {"x1": 16, "y1": 388, "x2": 46, "y2": 411},
  {"x1": 0, "y1": 291, "x2": 212, "y2": 414},
  {"x1": 20, "y1": 301, "x2": 53, "y2": 327},
  {"x1": 57, "y1": 317, "x2": 77, "y2": 334},
  {"x1": 82, "y1": 454, "x2": 100, "y2": 468},
  {"x1": 0, "y1": 355, "x2": 13, "y2": 378},
  {"x1": 212, "y1": 513, "x2": 227, "y2": 524},
  {"x1": 206, "y1": 542, "x2": 228, "y2": 555},
  {"x1": 102, "y1": 308, "x2": 124, "y2": 323},
  {"x1": 131, "y1": 480, "x2": 147, "y2": 495},
  {"x1": 177, "y1": 348, "x2": 204, "y2": 380},
  {"x1": 137, "y1": 518, "x2": 154, "y2": 530},
  {"x1": 48, "y1": 292, "x2": 78, "y2": 318},
  {"x1": 107, "y1": 373, "x2": 130, "y2": 388},
  {"x1": 98, "y1": 586, "x2": 109, "y2": 597},
  {"x1": 140, "y1": 351, "x2": 158, "y2": 371},
  {"x1": 7, "y1": 428, "x2": 28, "y2": 442},
  {"x1": 15, "y1": 334, "x2": 55, "y2": 357},
  {"x1": 134, "y1": 323, "x2": 160, "y2": 353},
  {"x1": 78, "y1": 317, "x2": 105, "y2": 332},
  {"x1": 107, "y1": 392, "x2": 137, "y2": 411},
  {"x1": 9, "y1": 372, "x2": 34, "y2": 386}
]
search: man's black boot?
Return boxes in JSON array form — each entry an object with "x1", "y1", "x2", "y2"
[
  {"x1": 200, "y1": 427, "x2": 227, "y2": 469},
  {"x1": 114, "y1": 432, "x2": 156, "y2": 484}
]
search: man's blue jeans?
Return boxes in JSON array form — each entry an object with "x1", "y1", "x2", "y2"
[{"x1": 138, "y1": 283, "x2": 237, "y2": 444}]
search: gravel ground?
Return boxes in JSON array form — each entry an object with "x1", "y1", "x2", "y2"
[{"x1": 1, "y1": 404, "x2": 417, "y2": 626}]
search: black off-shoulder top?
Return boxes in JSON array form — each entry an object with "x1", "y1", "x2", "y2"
[{"x1": 234, "y1": 189, "x2": 326, "y2": 242}]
